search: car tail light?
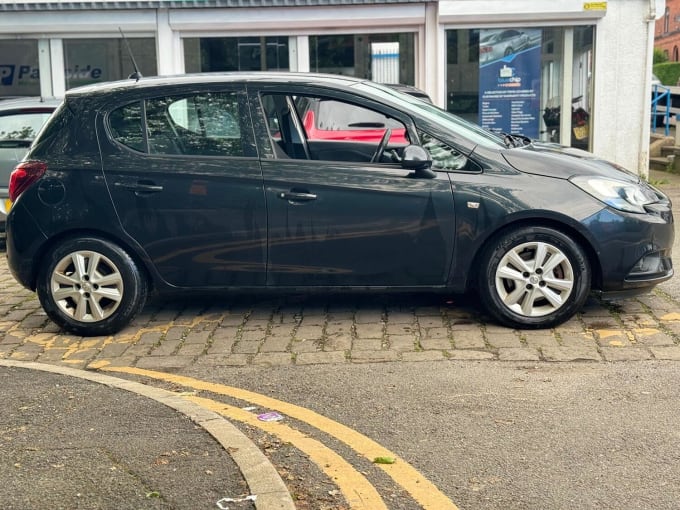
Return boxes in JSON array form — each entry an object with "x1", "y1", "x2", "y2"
[
  {"x1": 9, "y1": 161, "x2": 47, "y2": 203},
  {"x1": 480, "y1": 46, "x2": 492, "y2": 54}
]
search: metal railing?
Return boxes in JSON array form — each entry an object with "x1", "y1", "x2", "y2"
[{"x1": 652, "y1": 83, "x2": 672, "y2": 136}]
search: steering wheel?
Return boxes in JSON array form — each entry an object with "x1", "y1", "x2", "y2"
[{"x1": 370, "y1": 129, "x2": 392, "y2": 163}]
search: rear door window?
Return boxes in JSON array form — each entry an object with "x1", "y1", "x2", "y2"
[{"x1": 108, "y1": 91, "x2": 246, "y2": 157}]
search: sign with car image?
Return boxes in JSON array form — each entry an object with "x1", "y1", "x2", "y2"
[{"x1": 479, "y1": 28, "x2": 542, "y2": 138}]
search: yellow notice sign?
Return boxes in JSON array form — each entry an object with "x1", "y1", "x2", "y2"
[{"x1": 583, "y1": 1, "x2": 607, "y2": 10}]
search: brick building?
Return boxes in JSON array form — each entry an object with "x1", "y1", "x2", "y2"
[{"x1": 656, "y1": 0, "x2": 680, "y2": 60}]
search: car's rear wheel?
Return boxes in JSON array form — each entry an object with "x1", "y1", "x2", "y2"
[
  {"x1": 37, "y1": 237, "x2": 147, "y2": 336},
  {"x1": 478, "y1": 226, "x2": 591, "y2": 329}
]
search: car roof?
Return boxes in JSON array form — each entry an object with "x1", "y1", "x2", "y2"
[
  {"x1": 0, "y1": 96, "x2": 61, "y2": 113},
  {"x1": 66, "y1": 72, "x2": 373, "y2": 98}
]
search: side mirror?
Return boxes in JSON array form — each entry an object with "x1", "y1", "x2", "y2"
[{"x1": 401, "y1": 145, "x2": 436, "y2": 178}]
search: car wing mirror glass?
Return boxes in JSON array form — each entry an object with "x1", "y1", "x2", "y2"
[{"x1": 401, "y1": 145, "x2": 435, "y2": 178}]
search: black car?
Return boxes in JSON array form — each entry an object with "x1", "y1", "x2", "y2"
[{"x1": 5, "y1": 72, "x2": 674, "y2": 336}]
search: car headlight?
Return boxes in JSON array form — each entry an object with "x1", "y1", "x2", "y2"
[{"x1": 570, "y1": 176, "x2": 655, "y2": 213}]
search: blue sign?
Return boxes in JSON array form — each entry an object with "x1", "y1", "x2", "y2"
[{"x1": 478, "y1": 29, "x2": 542, "y2": 139}]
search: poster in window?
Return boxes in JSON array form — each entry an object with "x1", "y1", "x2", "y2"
[{"x1": 478, "y1": 28, "x2": 542, "y2": 138}]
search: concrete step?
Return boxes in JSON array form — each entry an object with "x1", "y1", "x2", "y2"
[
  {"x1": 660, "y1": 145, "x2": 680, "y2": 157},
  {"x1": 650, "y1": 156, "x2": 673, "y2": 171}
]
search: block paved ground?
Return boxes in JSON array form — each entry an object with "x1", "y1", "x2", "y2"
[{"x1": 1, "y1": 170, "x2": 679, "y2": 370}]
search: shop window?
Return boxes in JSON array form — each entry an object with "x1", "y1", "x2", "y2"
[
  {"x1": 309, "y1": 33, "x2": 415, "y2": 85},
  {"x1": 445, "y1": 25, "x2": 595, "y2": 151},
  {"x1": 184, "y1": 37, "x2": 289, "y2": 72},
  {"x1": 63, "y1": 38, "x2": 157, "y2": 89},
  {"x1": 0, "y1": 40, "x2": 40, "y2": 97}
]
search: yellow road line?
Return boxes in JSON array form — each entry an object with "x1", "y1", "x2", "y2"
[
  {"x1": 187, "y1": 394, "x2": 387, "y2": 510},
  {"x1": 101, "y1": 365, "x2": 459, "y2": 510}
]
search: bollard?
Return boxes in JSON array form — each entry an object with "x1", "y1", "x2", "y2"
[{"x1": 676, "y1": 114, "x2": 680, "y2": 147}]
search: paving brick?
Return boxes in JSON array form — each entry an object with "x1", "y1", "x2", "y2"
[
  {"x1": 401, "y1": 351, "x2": 446, "y2": 362},
  {"x1": 355, "y1": 323, "x2": 384, "y2": 339},
  {"x1": 298, "y1": 315, "x2": 326, "y2": 327},
  {"x1": 291, "y1": 339, "x2": 322, "y2": 353},
  {"x1": 177, "y1": 343, "x2": 205, "y2": 357},
  {"x1": 260, "y1": 337, "x2": 291, "y2": 352},
  {"x1": 164, "y1": 326, "x2": 186, "y2": 341},
  {"x1": 326, "y1": 322, "x2": 353, "y2": 337},
  {"x1": 350, "y1": 350, "x2": 399, "y2": 363},
  {"x1": 541, "y1": 346, "x2": 601, "y2": 362},
  {"x1": 296, "y1": 351, "x2": 347, "y2": 365},
  {"x1": 252, "y1": 352, "x2": 293, "y2": 366},
  {"x1": 232, "y1": 341, "x2": 262, "y2": 354},
  {"x1": 486, "y1": 333, "x2": 523, "y2": 349},
  {"x1": 650, "y1": 346, "x2": 680, "y2": 360},
  {"x1": 38, "y1": 348, "x2": 68, "y2": 362},
  {"x1": 447, "y1": 350, "x2": 495, "y2": 360},
  {"x1": 138, "y1": 331, "x2": 163, "y2": 345},
  {"x1": 240, "y1": 330, "x2": 267, "y2": 342},
  {"x1": 594, "y1": 331, "x2": 633, "y2": 347},
  {"x1": 387, "y1": 335, "x2": 417, "y2": 352},
  {"x1": 420, "y1": 327, "x2": 449, "y2": 340},
  {"x1": 351, "y1": 338, "x2": 383, "y2": 351},
  {"x1": 559, "y1": 332, "x2": 597, "y2": 347},
  {"x1": 452, "y1": 330, "x2": 486, "y2": 349},
  {"x1": 497, "y1": 348, "x2": 540, "y2": 361},
  {"x1": 385, "y1": 323, "x2": 417, "y2": 335},
  {"x1": 523, "y1": 333, "x2": 560, "y2": 349},
  {"x1": 324, "y1": 336, "x2": 352, "y2": 351},
  {"x1": 450, "y1": 320, "x2": 484, "y2": 331},
  {"x1": 419, "y1": 337, "x2": 452, "y2": 350},
  {"x1": 136, "y1": 355, "x2": 195, "y2": 369},
  {"x1": 98, "y1": 343, "x2": 133, "y2": 358},
  {"x1": 632, "y1": 328, "x2": 675, "y2": 346},
  {"x1": 600, "y1": 346, "x2": 652, "y2": 361},
  {"x1": 294, "y1": 325, "x2": 324, "y2": 340},
  {"x1": 354, "y1": 311, "x2": 384, "y2": 324},
  {"x1": 385, "y1": 311, "x2": 414, "y2": 324},
  {"x1": 194, "y1": 353, "x2": 249, "y2": 367},
  {"x1": 184, "y1": 330, "x2": 211, "y2": 344}
]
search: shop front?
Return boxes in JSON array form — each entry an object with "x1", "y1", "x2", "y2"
[{"x1": 0, "y1": 0, "x2": 663, "y2": 175}]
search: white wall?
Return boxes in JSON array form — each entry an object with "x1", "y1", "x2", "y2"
[{"x1": 592, "y1": 0, "x2": 656, "y2": 176}]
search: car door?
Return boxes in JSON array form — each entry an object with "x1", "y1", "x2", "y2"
[
  {"x1": 99, "y1": 86, "x2": 267, "y2": 288},
  {"x1": 250, "y1": 85, "x2": 456, "y2": 288}
]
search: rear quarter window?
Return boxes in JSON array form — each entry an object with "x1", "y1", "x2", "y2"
[
  {"x1": 109, "y1": 102, "x2": 145, "y2": 152},
  {"x1": 29, "y1": 103, "x2": 75, "y2": 157}
]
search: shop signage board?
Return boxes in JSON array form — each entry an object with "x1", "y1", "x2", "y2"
[{"x1": 478, "y1": 28, "x2": 542, "y2": 139}]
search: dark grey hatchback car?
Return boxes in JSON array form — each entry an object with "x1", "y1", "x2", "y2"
[{"x1": 5, "y1": 72, "x2": 674, "y2": 336}]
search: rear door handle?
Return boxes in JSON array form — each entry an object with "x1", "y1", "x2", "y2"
[
  {"x1": 114, "y1": 181, "x2": 164, "y2": 194},
  {"x1": 278, "y1": 191, "x2": 317, "y2": 202}
]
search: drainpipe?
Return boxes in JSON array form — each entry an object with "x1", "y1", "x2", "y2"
[{"x1": 640, "y1": 0, "x2": 660, "y2": 179}]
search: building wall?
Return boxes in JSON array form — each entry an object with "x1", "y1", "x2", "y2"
[{"x1": 592, "y1": 0, "x2": 658, "y2": 175}]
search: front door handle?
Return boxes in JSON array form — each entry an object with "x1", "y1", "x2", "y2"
[{"x1": 278, "y1": 191, "x2": 317, "y2": 202}]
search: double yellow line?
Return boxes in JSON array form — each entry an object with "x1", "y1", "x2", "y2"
[{"x1": 101, "y1": 365, "x2": 459, "y2": 510}]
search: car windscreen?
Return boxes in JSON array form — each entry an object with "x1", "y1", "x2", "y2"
[{"x1": 351, "y1": 82, "x2": 506, "y2": 149}]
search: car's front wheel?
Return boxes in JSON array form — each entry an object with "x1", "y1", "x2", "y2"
[
  {"x1": 478, "y1": 226, "x2": 591, "y2": 329},
  {"x1": 37, "y1": 237, "x2": 147, "y2": 336}
]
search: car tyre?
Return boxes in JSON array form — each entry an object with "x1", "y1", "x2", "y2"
[
  {"x1": 478, "y1": 226, "x2": 591, "y2": 329},
  {"x1": 37, "y1": 237, "x2": 147, "y2": 336}
]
